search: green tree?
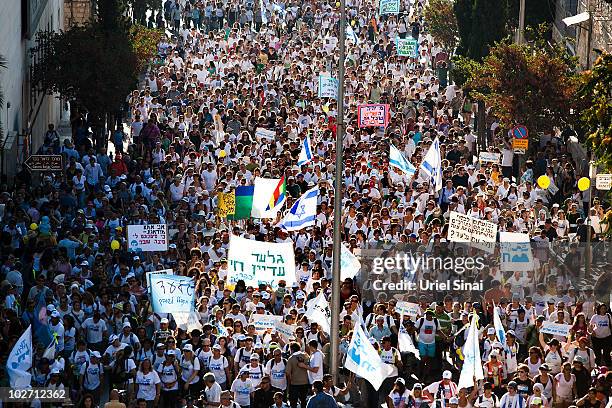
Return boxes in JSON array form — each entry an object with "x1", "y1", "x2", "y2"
[
  {"x1": 577, "y1": 53, "x2": 612, "y2": 171},
  {"x1": 467, "y1": 0, "x2": 508, "y2": 60},
  {"x1": 467, "y1": 41, "x2": 578, "y2": 134},
  {"x1": 453, "y1": 0, "x2": 473, "y2": 56},
  {"x1": 450, "y1": 55, "x2": 481, "y2": 87},
  {"x1": 33, "y1": 25, "x2": 139, "y2": 148},
  {"x1": 424, "y1": 0, "x2": 459, "y2": 53}
]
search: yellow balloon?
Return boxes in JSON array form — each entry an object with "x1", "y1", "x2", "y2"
[
  {"x1": 322, "y1": 104, "x2": 330, "y2": 113},
  {"x1": 578, "y1": 177, "x2": 590, "y2": 191},
  {"x1": 219, "y1": 150, "x2": 227, "y2": 158},
  {"x1": 537, "y1": 175, "x2": 550, "y2": 189},
  {"x1": 336, "y1": 1, "x2": 340, "y2": 6},
  {"x1": 111, "y1": 240, "x2": 120, "y2": 250},
  {"x1": 30, "y1": 223, "x2": 38, "y2": 230}
]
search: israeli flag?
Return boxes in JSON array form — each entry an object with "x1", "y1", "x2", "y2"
[
  {"x1": 344, "y1": 324, "x2": 393, "y2": 390},
  {"x1": 420, "y1": 137, "x2": 443, "y2": 191},
  {"x1": 8, "y1": 325, "x2": 33, "y2": 388},
  {"x1": 278, "y1": 187, "x2": 318, "y2": 231},
  {"x1": 347, "y1": 25, "x2": 359, "y2": 44},
  {"x1": 389, "y1": 144, "x2": 416, "y2": 175},
  {"x1": 297, "y1": 133, "x2": 313, "y2": 166}
]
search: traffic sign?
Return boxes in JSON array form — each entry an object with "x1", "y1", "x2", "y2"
[
  {"x1": 512, "y1": 125, "x2": 528, "y2": 139},
  {"x1": 512, "y1": 139, "x2": 529, "y2": 154},
  {"x1": 596, "y1": 174, "x2": 612, "y2": 190},
  {"x1": 23, "y1": 155, "x2": 63, "y2": 172}
]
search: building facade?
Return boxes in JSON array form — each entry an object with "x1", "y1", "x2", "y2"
[
  {"x1": 554, "y1": 0, "x2": 612, "y2": 69},
  {"x1": 0, "y1": 0, "x2": 67, "y2": 182}
]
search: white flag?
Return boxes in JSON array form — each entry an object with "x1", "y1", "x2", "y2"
[
  {"x1": 340, "y1": 243, "x2": 361, "y2": 280},
  {"x1": 493, "y1": 302, "x2": 507, "y2": 348},
  {"x1": 297, "y1": 133, "x2": 314, "y2": 166},
  {"x1": 398, "y1": 312, "x2": 420, "y2": 358},
  {"x1": 278, "y1": 187, "x2": 318, "y2": 231},
  {"x1": 42, "y1": 339, "x2": 56, "y2": 360},
  {"x1": 251, "y1": 177, "x2": 286, "y2": 218},
  {"x1": 458, "y1": 312, "x2": 484, "y2": 389},
  {"x1": 8, "y1": 325, "x2": 33, "y2": 388},
  {"x1": 344, "y1": 324, "x2": 394, "y2": 390},
  {"x1": 420, "y1": 137, "x2": 443, "y2": 191},
  {"x1": 304, "y1": 291, "x2": 331, "y2": 334}
]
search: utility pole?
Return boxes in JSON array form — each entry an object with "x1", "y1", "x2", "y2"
[
  {"x1": 330, "y1": 0, "x2": 346, "y2": 383},
  {"x1": 517, "y1": 0, "x2": 526, "y2": 44}
]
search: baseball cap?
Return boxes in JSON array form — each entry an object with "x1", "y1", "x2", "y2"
[
  {"x1": 450, "y1": 397, "x2": 459, "y2": 404},
  {"x1": 183, "y1": 344, "x2": 193, "y2": 352},
  {"x1": 442, "y1": 370, "x2": 452, "y2": 379},
  {"x1": 487, "y1": 327, "x2": 495, "y2": 335},
  {"x1": 91, "y1": 351, "x2": 101, "y2": 358}
]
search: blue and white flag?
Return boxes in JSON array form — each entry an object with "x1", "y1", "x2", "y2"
[
  {"x1": 216, "y1": 321, "x2": 229, "y2": 337},
  {"x1": 458, "y1": 312, "x2": 484, "y2": 389},
  {"x1": 278, "y1": 187, "x2": 318, "y2": 231},
  {"x1": 150, "y1": 274, "x2": 195, "y2": 313},
  {"x1": 420, "y1": 137, "x2": 443, "y2": 191},
  {"x1": 493, "y1": 302, "x2": 507, "y2": 348},
  {"x1": 297, "y1": 133, "x2": 313, "y2": 166},
  {"x1": 8, "y1": 325, "x2": 33, "y2": 388},
  {"x1": 340, "y1": 243, "x2": 361, "y2": 280},
  {"x1": 389, "y1": 144, "x2": 416, "y2": 175},
  {"x1": 344, "y1": 324, "x2": 393, "y2": 390}
]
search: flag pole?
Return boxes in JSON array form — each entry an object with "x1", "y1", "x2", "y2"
[{"x1": 330, "y1": 0, "x2": 347, "y2": 383}]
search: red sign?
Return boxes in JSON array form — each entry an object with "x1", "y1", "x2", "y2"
[{"x1": 357, "y1": 104, "x2": 390, "y2": 128}]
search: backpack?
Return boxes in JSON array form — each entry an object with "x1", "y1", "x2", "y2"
[
  {"x1": 572, "y1": 347, "x2": 591, "y2": 361},
  {"x1": 83, "y1": 362, "x2": 102, "y2": 388},
  {"x1": 477, "y1": 394, "x2": 499, "y2": 408}
]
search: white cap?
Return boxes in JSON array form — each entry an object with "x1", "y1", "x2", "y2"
[
  {"x1": 261, "y1": 291, "x2": 271, "y2": 300},
  {"x1": 123, "y1": 322, "x2": 131, "y2": 328},
  {"x1": 487, "y1": 327, "x2": 496, "y2": 335},
  {"x1": 442, "y1": 370, "x2": 452, "y2": 379},
  {"x1": 50, "y1": 311, "x2": 60, "y2": 318},
  {"x1": 256, "y1": 302, "x2": 265, "y2": 308},
  {"x1": 450, "y1": 397, "x2": 459, "y2": 404},
  {"x1": 250, "y1": 353, "x2": 260, "y2": 360},
  {"x1": 109, "y1": 334, "x2": 118, "y2": 343},
  {"x1": 160, "y1": 318, "x2": 169, "y2": 324},
  {"x1": 91, "y1": 351, "x2": 101, "y2": 358},
  {"x1": 183, "y1": 344, "x2": 193, "y2": 352}
]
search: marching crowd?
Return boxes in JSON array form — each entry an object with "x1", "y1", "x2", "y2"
[{"x1": 1, "y1": 0, "x2": 611, "y2": 407}]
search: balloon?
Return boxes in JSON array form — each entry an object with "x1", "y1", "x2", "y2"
[
  {"x1": 219, "y1": 150, "x2": 227, "y2": 158},
  {"x1": 578, "y1": 177, "x2": 590, "y2": 191},
  {"x1": 111, "y1": 240, "x2": 120, "y2": 250},
  {"x1": 537, "y1": 175, "x2": 550, "y2": 189},
  {"x1": 30, "y1": 223, "x2": 38, "y2": 230},
  {"x1": 336, "y1": 1, "x2": 340, "y2": 6}
]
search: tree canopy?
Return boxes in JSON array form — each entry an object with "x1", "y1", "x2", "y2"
[
  {"x1": 423, "y1": 0, "x2": 459, "y2": 53},
  {"x1": 466, "y1": 41, "x2": 578, "y2": 133}
]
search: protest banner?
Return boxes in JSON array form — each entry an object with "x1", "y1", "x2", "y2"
[
  {"x1": 448, "y1": 211, "x2": 497, "y2": 253},
  {"x1": 379, "y1": 0, "x2": 400, "y2": 14},
  {"x1": 217, "y1": 192, "x2": 236, "y2": 217},
  {"x1": 318, "y1": 75, "x2": 339, "y2": 99},
  {"x1": 478, "y1": 152, "x2": 501, "y2": 164},
  {"x1": 500, "y1": 232, "x2": 533, "y2": 271},
  {"x1": 150, "y1": 274, "x2": 195, "y2": 313},
  {"x1": 250, "y1": 314, "x2": 283, "y2": 334},
  {"x1": 304, "y1": 291, "x2": 331, "y2": 333},
  {"x1": 395, "y1": 301, "x2": 420, "y2": 318},
  {"x1": 596, "y1": 174, "x2": 612, "y2": 190},
  {"x1": 146, "y1": 269, "x2": 174, "y2": 294},
  {"x1": 127, "y1": 224, "x2": 168, "y2": 252},
  {"x1": 396, "y1": 38, "x2": 418, "y2": 57},
  {"x1": 274, "y1": 321, "x2": 297, "y2": 341},
  {"x1": 227, "y1": 235, "x2": 296, "y2": 289},
  {"x1": 357, "y1": 104, "x2": 390, "y2": 128},
  {"x1": 173, "y1": 311, "x2": 203, "y2": 332},
  {"x1": 448, "y1": 211, "x2": 473, "y2": 242},
  {"x1": 255, "y1": 127, "x2": 276, "y2": 140},
  {"x1": 540, "y1": 321, "x2": 572, "y2": 337}
]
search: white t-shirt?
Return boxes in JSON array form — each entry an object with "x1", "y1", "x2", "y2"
[
  {"x1": 265, "y1": 358, "x2": 287, "y2": 390},
  {"x1": 388, "y1": 389, "x2": 411, "y2": 408},
  {"x1": 380, "y1": 347, "x2": 401, "y2": 377},
  {"x1": 308, "y1": 350, "x2": 324, "y2": 384},
  {"x1": 208, "y1": 355, "x2": 229, "y2": 384},
  {"x1": 135, "y1": 370, "x2": 161, "y2": 401},
  {"x1": 80, "y1": 361, "x2": 103, "y2": 390},
  {"x1": 415, "y1": 317, "x2": 439, "y2": 344},
  {"x1": 230, "y1": 377, "x2": 254, "y2": 406},
  {"x1": 180, "y1": 356, "x2": 201, "y2": 384},
  {"x1": 204, "y1": 382, "x2": 222, "y2": 405},
  {"x1": 590, "y1": 314, "x2": 611, "y2": 338},
  {"x1": 82, "y1": 318, "x2": 106, "y2": 344},
  {"x1": 158, "y1": 362, "x2": 179, "y2": 391}
]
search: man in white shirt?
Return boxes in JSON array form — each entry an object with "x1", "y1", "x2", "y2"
[
  {"x1": 81, "y1": 311, "x2": 108, "y2": 352},
  {"x1": 304, "y1": 339, "x2": 324, "y2": 384}
]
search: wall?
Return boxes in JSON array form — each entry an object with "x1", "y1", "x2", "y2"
[{"x1": 0, "y1": 0, "x2": 65, "y2": 182}]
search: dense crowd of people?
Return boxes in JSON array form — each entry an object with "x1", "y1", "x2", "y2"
[{"x1": 1, "y1": 0, "x2": 611, "y2": 407}]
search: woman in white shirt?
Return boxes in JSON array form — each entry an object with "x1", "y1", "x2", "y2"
[
  {"x1": 553, "y1": 211, "x2": 570, "y2": 238},
  {"x1": 589, "y1": 304, "x2": 612, "y2": 367},
  {"x1": 135, "y1": 358, "x2": 161, "y2": 407},
  {"x1": 180, "y1": 344, "x2": 201, "y2": 397}
]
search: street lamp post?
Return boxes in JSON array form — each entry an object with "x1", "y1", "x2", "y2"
[{"x1": 330, "y1": 0, "x2": 347, "y2": 383}]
